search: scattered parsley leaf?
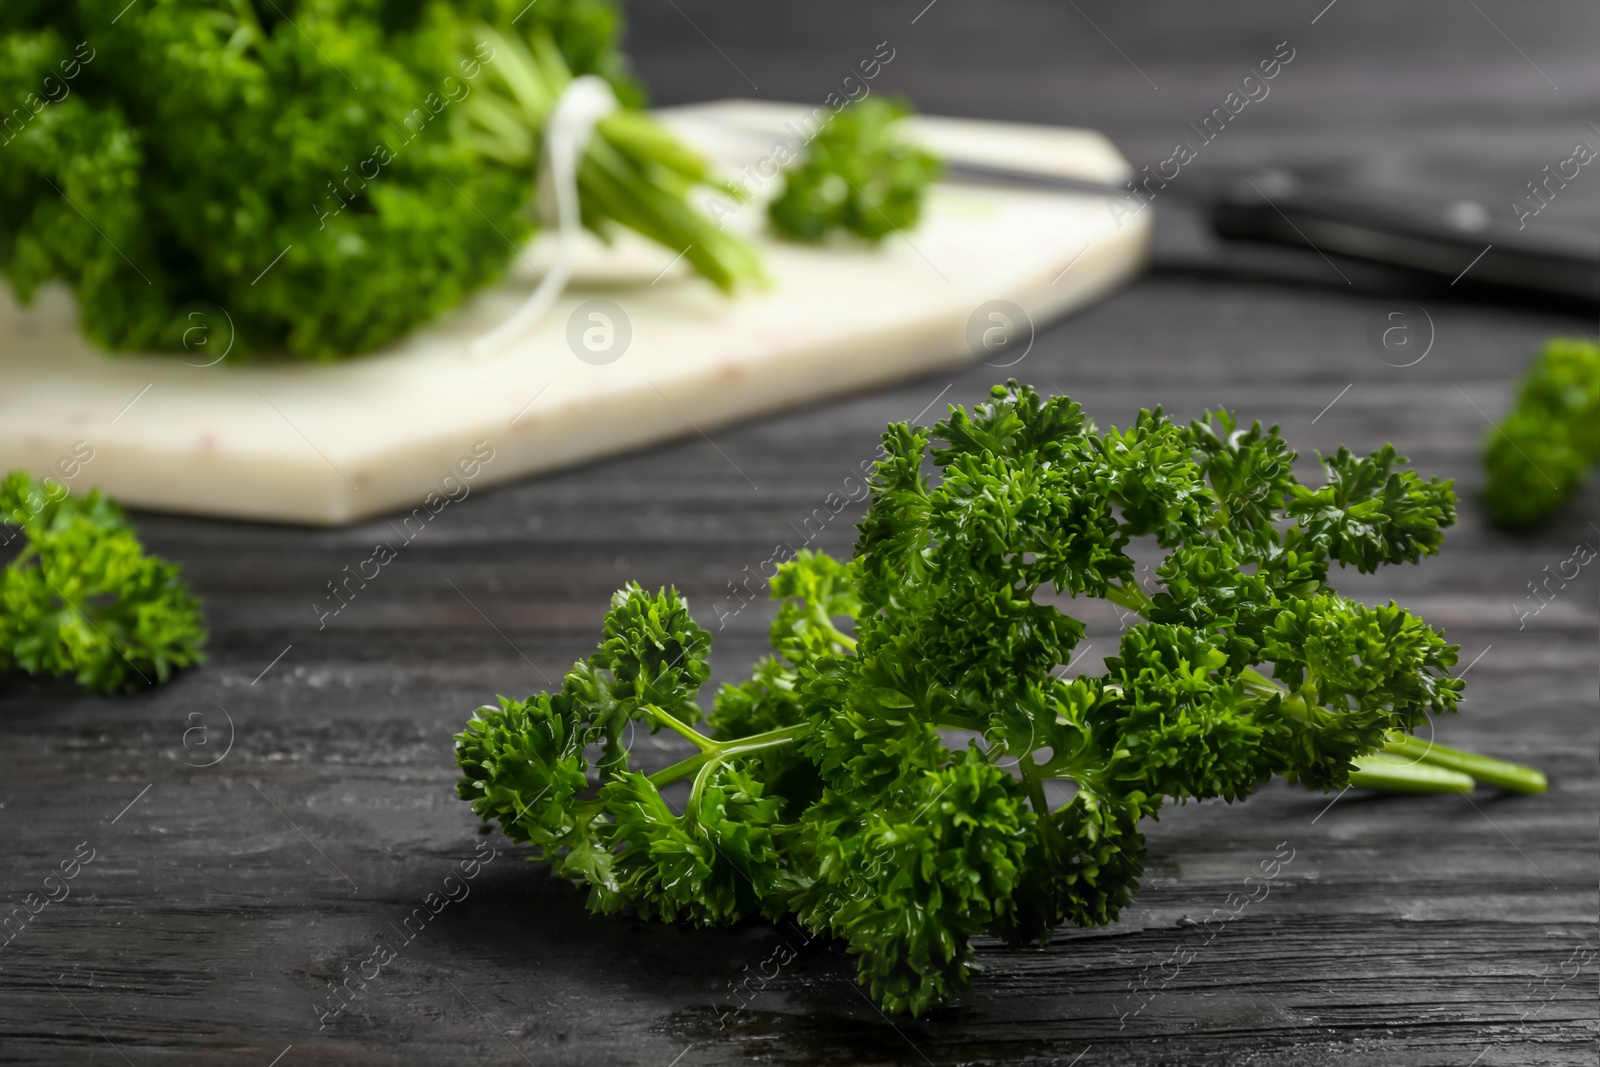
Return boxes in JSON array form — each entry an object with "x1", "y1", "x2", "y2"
[
  {"x1": 1, "y1": 471, "x2": 205, "y2": 692},
  {"x1": 768, "y1": 97, "x2": 943, "y2": 244},
  {"x1": 1483, "y1": 337, "x2": 1600, "y2": 527}
]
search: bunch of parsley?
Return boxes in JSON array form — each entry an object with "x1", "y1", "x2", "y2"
[
  {"x1": 0, "y1": 0, "x2": 757, "y2": 359},
  {"x1": 768, "y1": 97, "x2": 943, "y2": 243},
  {"x1": 1, "y1": 471, "x2": 205, "y2": 692},
  {"x1": 456, "y1": 382, "x2": 1541, "y2": 1015},
  {"x1": 1483, "y1": 337, "x2": 1600, "y2": 528}
]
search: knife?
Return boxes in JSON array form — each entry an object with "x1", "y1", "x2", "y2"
[{"x1": 941, "y1": 160, "x2": 1598, "y2": 308}]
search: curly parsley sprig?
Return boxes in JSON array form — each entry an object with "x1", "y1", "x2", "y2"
[
  {"x1": 1483, "y1": 337, "x2": 1600, "y2": 528},
  {"x1": 767, "y1": 97, "x2": 943, "y2": 243},
  {"x1": 456, "y1": 382, "x2": 1543, "y2": 1015},
  {"x1": 1, "y1": 471, "x2": 205, "y2": 693}
]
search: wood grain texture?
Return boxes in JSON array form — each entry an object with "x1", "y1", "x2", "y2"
[{"x1": 2, "y1": 1, "x2": 1597, "y2": 1064}]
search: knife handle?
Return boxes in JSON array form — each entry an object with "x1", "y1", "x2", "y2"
[{"x1": 1208, "y1": 171, "x2": 1598, "y2": 303}]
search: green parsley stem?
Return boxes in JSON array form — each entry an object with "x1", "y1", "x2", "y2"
[
  {"x1": 1347, "y1": 753, "x2": 1475, "y2": 793},
  {"x1": 642, "y1": 704, "x2": 717, "y2": 752},
  {"x1": 645, "y1": 723, "x2": 811, "y2": 788},
  {"x1": 1382, "y1": 732, "x2": 1547, "y2": 794},
  {"x1": 1018, "y1": 759, "x2": 1063, "y2": 828},
  {"x1": 715, "y1": 723, "x2": 812, "y2": 756},
  {"x1": 687, "y1": 753, "x2": 720, "y2": 817},
  {"x1": 1238, "y1": 668, "x2": 1545, "y2": 793},
  {"x1": 640, "y1": 706, "x2": 995, "y2": 796},
  {"x1": 811, "y1": 605, "x2": 858, "y2": 652},
  {"x1": 463, "y1": 26, "x2": 764, "y2": 295}
]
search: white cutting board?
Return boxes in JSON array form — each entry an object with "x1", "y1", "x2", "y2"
[{"x1": 0, "y1": 100, "x2": 1147, "y2": 525}]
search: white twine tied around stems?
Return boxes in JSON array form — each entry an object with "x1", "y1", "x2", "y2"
[{"x1": 470, "y1": 74, "x2": 618, "y2": 358}]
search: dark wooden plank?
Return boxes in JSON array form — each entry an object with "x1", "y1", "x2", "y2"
[{"x1": 2, "y1": 1, "x2": 1597, "y2": 1064}]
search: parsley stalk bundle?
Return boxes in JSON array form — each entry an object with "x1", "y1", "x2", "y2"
[
  {"x1": 456, "y1": 25, "x2": 762, "y2": 295},
  {"x1": 458, "y1": 399, "x2": 1542, "y2": 1010}
]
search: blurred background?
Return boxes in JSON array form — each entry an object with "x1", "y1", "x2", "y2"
[{"x1": 629, "y1": 0, "x2": 1600, "y2": 279}]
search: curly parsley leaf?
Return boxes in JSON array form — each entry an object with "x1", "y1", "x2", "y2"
[
  {"x1": 1483, "y1": 336, "x2": 1600, "y2": 527},
  {"x1": 0, "y1": 470, "x2": 205, "y2": 693}
]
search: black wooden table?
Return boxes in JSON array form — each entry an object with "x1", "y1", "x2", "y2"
[{"x1": 3, "y1": 2, "x2": 1597, "y2": 1064}]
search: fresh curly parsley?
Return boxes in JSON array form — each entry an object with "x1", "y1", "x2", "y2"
[
  {"x1": 1483, "y1": 337, "x2": 1600, "y2": 528},
  {"x1": 1, "y1": 471, "x2": 205, "y2": 693},
  {"x1": 0, "y1": 0, "x2": 757, "y2": 358},
  {"x1": 456, "y1": 382, "x2": 1542, "y2": 1015},
  {"x1": 768, "y1": 97, "x2": 943, "y2": 243}
]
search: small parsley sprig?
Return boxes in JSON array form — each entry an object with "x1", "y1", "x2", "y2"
[
  {"x1": 456, "y1": 382, "x2": 1543, "y2": 1015},
  {"x1": 1483, "y1": 337, "x2": 1600, "y2": 528},
  {"x1": 767, "y1": 97, "x2": 943, "y2": 243},
  {"x1": 1, "y1": 471, "x2": 205, "y2": 693}
]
